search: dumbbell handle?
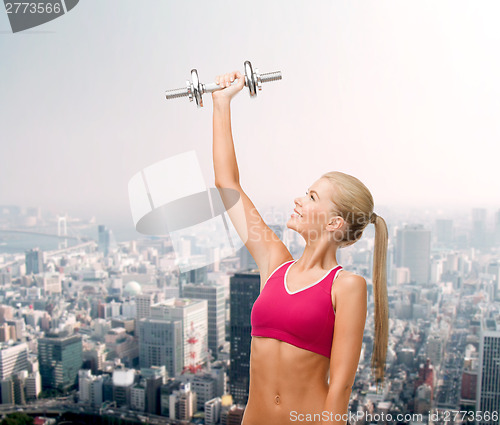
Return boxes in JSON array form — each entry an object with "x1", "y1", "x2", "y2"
[{"x1": 165, "y1": 70, "x2": 282, "y2": 100}]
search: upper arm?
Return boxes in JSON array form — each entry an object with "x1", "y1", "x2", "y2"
[
  {"x1": 328, "y1": 273, "x2": 367, "y2": 389},
  {"x1": 215, "y1": 182, "x2": 292, "y2": 276}
]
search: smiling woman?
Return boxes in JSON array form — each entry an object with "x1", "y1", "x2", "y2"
[{"x1": 212, "y1": 68, "x2": 389, "y2": 425}]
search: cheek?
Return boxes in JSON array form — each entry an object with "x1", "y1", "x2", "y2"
[{"x1": 305, "y1": 206, "x2": 328, "y2": 223}]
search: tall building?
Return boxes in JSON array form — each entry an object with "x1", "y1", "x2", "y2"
[
  {"x1": 487, "y1": 262, "x2": 500, "y2": 301},
  {"x1": 0, "y1": 270, "x2": 12, "y2": 285},
  {"x1": 189, "y1": 374, "x2": 218, "y2": 410},
  {"x1": 395, "y1": 225, "x2": 431, "y2": 284},
  {"x1": 476, "y1": 316, "x2": 500, "y2": 425},
  {"x1": 146, "y1": 375, "x2": 163, "y2": 415},
  {"x1": 0, "y1": 342, "x2": 29, "y2": 380},
  {"x1": 229, "y1": 270, "x2": 260, "y2": 405},
  {"x1": 471, "y1": 208, "x2": 488, "y2": 250},
  {"x1": 182, "y1": 283, "x2": 226, "y2": 360},
  {"x1": 150, "y1": 298, "x2": 209, "y2": 370},
  {"x1": 98, "y1": 224, "x2": 116, "y2": 256},
  {"x1": 130, "y1": 381, "x2": 146, "y2": 412},
  {"x1": 495, "y1": 209, "x2": 500, "y2": 247},
  {"x1": 41, "y1": 272, "x2": 62, "y2": 294},
  {"x1": 25, "y1": 248, "x2": 43, "y2": 275},
  {"x1": 178, "y1": 265, "x2": 208, "y2": 297},
  {"x1": 24, "y1": 371, "x2": 42, "y2": 400},
  {"x1": 179, "y1": 265, "x2": 208, "y2": 287},
  {"x1": 112, "y1": 368, "x2": 135, "y2": 407},
  {"x1": 137, "y1": 318, "x2": 183, "y2": 378},
  {"x1": 78, "y1": 369, "x2": 104, "y2": 407},
  {"x1": 169, "y1": 381, "x2": 196, "y2": 422},
  {"x1": 38, "y1": 332, "x2": 83, "y2": 390},
  {"x1": 205, "y1": 397, "x2": 222, "y2": 425},
  {"x1": 435, "y1": 219, "x2": 453, "y2": 246},
  {"x1": 136, "y1": 293, "x2": 156, "y2": 319},
  {"x1": 0, "y1": 305, "x2": 14, "y2": 322}
]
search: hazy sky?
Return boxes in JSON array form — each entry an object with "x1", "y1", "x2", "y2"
[{"x1": 1, "y1": 1, "x2": 499, "y2": 230}]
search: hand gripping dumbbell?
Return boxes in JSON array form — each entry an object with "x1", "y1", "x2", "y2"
[{"x1": 165, "y1": 60, "x2": 282, "y2": 108}]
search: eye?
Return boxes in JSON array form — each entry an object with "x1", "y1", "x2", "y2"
[{"x1": 306, "y1": 190, "x2": 314, "y2": 200}]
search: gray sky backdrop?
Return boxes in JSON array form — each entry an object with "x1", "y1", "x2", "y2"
[{"x1": 1, "y1": 1, "x2": 499, "y2": 230}]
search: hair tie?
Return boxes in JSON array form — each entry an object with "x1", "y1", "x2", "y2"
[{"x1": 370, "y1": 212, "x2": 378, "y2": 224}]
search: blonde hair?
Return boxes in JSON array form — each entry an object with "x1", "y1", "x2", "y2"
[{"x1": 321, "y1": 171, "x2": 389, "y2": 389}]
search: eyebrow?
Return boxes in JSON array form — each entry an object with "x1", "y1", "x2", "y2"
[{"x1": 308, "y1": 188, "x2": 320, "y2": 199}]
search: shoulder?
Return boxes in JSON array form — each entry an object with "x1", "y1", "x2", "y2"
[
  {"x1": 336, "y1": 270, "x2": 366, "y2": 289},
  {"x1": 332, "y1": 270, "x2": 367, "y2": 306}
]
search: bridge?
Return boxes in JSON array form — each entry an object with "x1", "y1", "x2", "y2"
[{"x1": 0, "y1": 240, "x2": 97, "y2": 270}]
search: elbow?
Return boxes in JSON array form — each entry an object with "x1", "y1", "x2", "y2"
[
  {"x1": 329, "y1": 381, "x2": 353, "y2": 395},
  {"x1": 215, "y1": 179, "x2": 240, "y2": 189}
]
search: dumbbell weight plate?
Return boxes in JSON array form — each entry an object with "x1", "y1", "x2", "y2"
[
  {"x1": 244, "y1": 61, "x2": 256, "y2": 97},
  {"x1": 191, "y1": 69, "x2": 203, "y2": 108}
]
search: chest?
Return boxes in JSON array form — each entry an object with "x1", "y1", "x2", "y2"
[{"x1": 285, "y1": 268, "x2": 338, "y2": 312}]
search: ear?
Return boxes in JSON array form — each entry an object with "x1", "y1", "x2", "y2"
[{"x1": 326, "y1": 216, "x2": 344, "y2": 232}]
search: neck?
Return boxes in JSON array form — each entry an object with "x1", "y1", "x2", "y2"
[{"x1": 296, "y1": 237, "x2": 340, "y2": 270}]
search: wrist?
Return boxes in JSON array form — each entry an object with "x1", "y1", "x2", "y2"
[{"x1": 212, "y1": 95, "x2": 231, "y2": 107}]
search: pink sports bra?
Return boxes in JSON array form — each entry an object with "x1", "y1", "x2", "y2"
[{"x1": 251, "y1": 259, "x2": 343, "y2": 359}]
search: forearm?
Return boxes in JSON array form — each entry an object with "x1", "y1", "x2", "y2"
[
  {"x1": 320, "y1": 385, "x2": 352, "y2": 425},
  {"x1": 213, "y1": 99, "x2": 240, "y2": 186}
]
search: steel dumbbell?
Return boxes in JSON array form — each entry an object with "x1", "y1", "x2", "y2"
[{"x1": 165, "y1": 60, "x2": 282, "y2": 108}]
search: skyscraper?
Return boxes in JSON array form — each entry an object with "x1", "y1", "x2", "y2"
[
  {"x1": 229, "y1": 270, "x2": 260, "y2": 405},
  {"x1": 150, "y1": 298, "x2": 209, "y2": 371},
  {"x1": 476, "y1": 316, "x2": 500, "y2": 425},
  {"x1": 98, "y1": 224, "x2": 116, "y2": 256},
  {"x1": 494, "y1": 209, "x2": 500, "y2": 247},
  {"x1": 0, "y1": 342, "x2": 29, "y2": 380},
  {"x1": 38, "y1": 332, "x2": 83, "y2": 390},
  {"x1": 136, "y1": 293, "x2": 156, "y2": 319},
  {"x1": 435, "y1": 219, "x2": 453, "y2": 247},
  {"x1": 137, "y1": 318, "x2": 183, "y2": 378},
  {"x1": 25, "y1": 248, "x2": 43, "y2": 275},
  {"x1": 182, "y1": 283, "x2": 226, "y2": 361},
  {"x1": 472, "y1": 208, "x2": 488, "y2": 250},
  {"x1": 395, "y1": 224, "x2": 431, "y2": 284}
]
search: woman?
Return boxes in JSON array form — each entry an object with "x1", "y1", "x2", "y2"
[{"x1": 212, "y1": 70, "x2": 389, "y2": 425}]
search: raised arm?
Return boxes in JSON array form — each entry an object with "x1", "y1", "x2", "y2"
[{"x1": 212, "y1": 70, "x2": 291, "y2": 284}]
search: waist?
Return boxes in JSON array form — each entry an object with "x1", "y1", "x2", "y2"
[
  {"x1": 250, "y1": 336, "x2": 330, "y2": 390},
  {"x1": 246, "y1": 337, "x2": 330, "y2": 425}
]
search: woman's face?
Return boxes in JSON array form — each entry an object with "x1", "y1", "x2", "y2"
[{"x1": 286, "y1": 178, "x2": 342, "y2": 242}]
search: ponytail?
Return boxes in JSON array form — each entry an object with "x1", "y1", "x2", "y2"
[{"x1": 371, "y1": 214, "x2": 389, "y2": 390}]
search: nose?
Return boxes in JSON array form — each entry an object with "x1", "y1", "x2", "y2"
[{"x1": 294, "y1": 197, "x2": 302, "y2": 206}]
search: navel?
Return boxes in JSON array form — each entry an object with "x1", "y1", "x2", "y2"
[{"x1": 275, "y1": 394, "x2": 280, "y2": 405}]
